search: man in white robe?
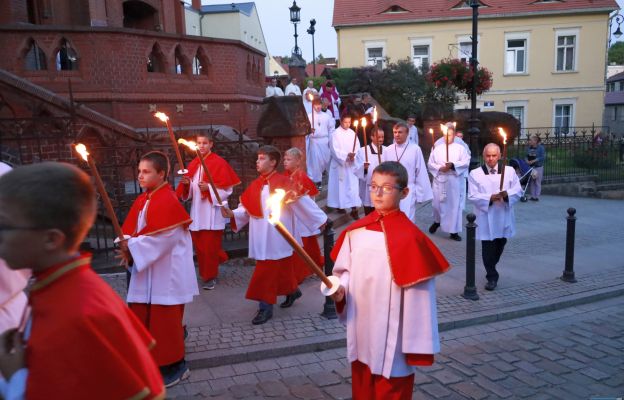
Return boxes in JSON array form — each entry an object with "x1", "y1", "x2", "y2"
[
  {"x1": 265, "y1": 78, "x2": 284, "y2": 97},
  {"x1": 327, "y1": 114, "x2": 362, "y2": 219},
  {"x1": 428, "y1": 123, "x2": 470, "y2": 241},
  {"x1": 384, "y1": 122, "x2": 432, "y2": 223},
  {"x1": 435, "y1": 131, "x2": 471, "y2": 211},
  {"x1": 306, "y1": 98, "x2": 334, "y2": 187},
  {"x1": 407, "y1": 115, "x2": 419, "y2": 145},
  {"x1": 354, "y1": 126, "x2": 385, "y2": 215},
  {"x1": 284, "y1": 77, "x2": 302, "y2": 96},
  {"x1": 302, "y1": 80, "x2": 318, "y2": 115},
  {"x1": 468, "y1": 143, "x2": 522, "y2": 291}
]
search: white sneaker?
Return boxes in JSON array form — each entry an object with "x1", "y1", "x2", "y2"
[{"x1": 202, "y1": 279, "x2": 216, "y2": 290}]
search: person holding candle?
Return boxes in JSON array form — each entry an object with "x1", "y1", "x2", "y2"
[
  {"x1": 384, "y1": 122, "x2": 432, "y2": 223},
  {"x1": 0, "y1": 162, "x2": 164, "y2": 399},
  {"x1": 118, "y1": 151, "x2": 199, "y2": 387},
  {"x1": 435, "y1": 128, "x2": 471, "y2": 211},
  {"x1": 302, "y1": 80, "x2": 318, "y2": 115},
  {"x1": 428, "y1": 122, "x2": 470, "y2": 241},
  {"x1": 176, "y1": 133, "x2": 241, "y2": 290},
  {"x1": 222, "y1": 146, "x2": 327, "y2": 325},
  {"x1": 468, "y1": 143, "x2": 522, "y2": 291},
  {"x1": 328, "y1": 113, "x2": 363, "y2": 220},
  {"x1": 328, "y1": 161, "x2": 449, "y2": 399},
  {"x1": 355, "y1": 126, "x2": 386, "y2": 215},
  {"x1": 307, "y1": 97, "x2": 334, "y2": 189}
]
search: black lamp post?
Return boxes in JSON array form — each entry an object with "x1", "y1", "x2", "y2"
[
  {"x1": 610, "y1": 14, "x2": 624, "y2": 46},
  {"x1": 289, "y1": 1, "x2": 302, "y2": 56},
  {"x1": 307, "y1": 19, "x2": 317, "y2": 77},
  {"x1": 468, "y1": 0, "x2": 481, "y2": 169}
]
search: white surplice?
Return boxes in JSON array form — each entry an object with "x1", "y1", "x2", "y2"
[
  {"x1": 435, "y1": 137, "x2": 471, "y2": 210},
  {"x1": 428, "y1": 141, "x2": 470, "y2": 233},
  {"x1": 328, "y1": 127, "x2": 363, "y2": 209},
  {"x1": 306, "y1": 110, "x2": 334, "y2": 183},
  {"x1": 127, "y1": 202, "x2": 199, "y2": 305},
  {"x1": 285, "y1": 83, "x2": 302, "y2": 96},
  {"x1": 468, "y1": 165, "x2": 522, "y2": 241},
  {"x1": 333, "y1": 228, "x2": 439, "y2": 378},
  {"x1": 408, "y1": 125, "x2": 419, "y2": 145},
  {"x1": 354, "y1": 144, "x2": 385, "y2": 207},
  {"x1": 181, "y1": 167, "x2": 233, "y2": 231},
  {"x1": 384, "y1": 142, "x2": 433, "y2": 222}
]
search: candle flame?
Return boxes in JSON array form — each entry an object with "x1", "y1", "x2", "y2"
[
  {"x1": 453, "y1": 121, "x2": 457, "y2": 129},
  {"x1": 307, "y1": 92, "x2": 314, "y2": 101},
  {"x1": 372, "y1": 107, "x2": 378, "y2": 124},
  {"x1": 353, "y1": 119, "x2": 359, "y2": 128},
  {"x1": 178, "y1": 138, "x2": 198, "y2": 151},
  {"x1": 267, "y1": 189, "x2": 286, "y2": 225},
  {"x1": 429, "y1": 128, "x2": 433, "y2": 134},
  {"x1": 440, "y1": 124, "x2": 448, "y2": 135},
  {"x1": 75, "y1": 143, "x2": 89, "y2": 161},
  {"x1": 498, "y1": 127, "x2": 507, "y2": 145},
  {"x1": 361, "y1": 118, "x2": 367, "y2": 128},
  {"x1": 154, "y1": 112, "x2": 169, "y2": 123}
]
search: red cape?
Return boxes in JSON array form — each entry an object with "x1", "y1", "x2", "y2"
[
  {"x1": 331, "y1": 210, "x2": 450, "y2": 287},
  {"x1": 283, "y1": 169, "x2": 319, "y2": 197},
  {"x1": 239, "y1": 170, "x2": 293, "y2": 218},
  {"x1": 123, "y1": 182, "x2": 191, "y2": 236},
  {"x1": 26, "y1": 254, "x2": 164, "y2": 399},
  {"x1": 176, "y1": 152, "x2": 241, "y2": 202}
]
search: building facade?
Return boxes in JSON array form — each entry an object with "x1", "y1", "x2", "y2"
[{"x1": 333, "y1": 0, "x2": 618, "y2": 134}]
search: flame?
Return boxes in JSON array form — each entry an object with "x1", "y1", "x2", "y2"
[
  {"x1": 267, "y1": 188, "x2": 286, "y2": 225},
  {"x1": 353, "y1": 119, "x2": 359, "y2": 128},
  {"x1": 361, "y1": 117, "x2": 367, "y2": 128},
  {"x1": 154, "y1": 112, "x2": 169, "y2": 123},
  {"x1": 307, "y1": 92, "x2": 314, "y2": 102},
  {"x1": 498, "y1": 127, "x2": 507, "y2": 145},
  {"x1": 440, "y1": 124, "x2": 448, "y2": 136},
  {"x1": 429, "y1": 128, "x2": 433, "y2": 134},
  {"x1": 75, "y1": 143, "x2": 89, "y2": 161},
  {"x1": 178, "y1": 138, "x2": 198, "y2": 151},
  {"x1": 372, "y1": 107, "x2": 378, "y2": 124},
  {"x1": 453, "y1": 121, "x2": 457, "y2": 129}
]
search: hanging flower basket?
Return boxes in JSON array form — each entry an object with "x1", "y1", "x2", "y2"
[{"x1": 427, "y1": 58, "x2": 493, "y2": 99}]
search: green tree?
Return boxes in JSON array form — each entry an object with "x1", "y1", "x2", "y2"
[
  {"x1": 315, "y1": 53, "x2": 329, "y2": 64},
  {"x1": 609, "y1": 42, "x2": 624, "y2": 64}
]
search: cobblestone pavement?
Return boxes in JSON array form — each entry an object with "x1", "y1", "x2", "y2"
[{"x1": 165, "y1": 296, "x2": 624, "y2": 399}]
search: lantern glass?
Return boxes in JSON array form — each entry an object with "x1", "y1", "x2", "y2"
[{"x1": 289, "y1": 1, "x2": 300, "y2": 23}]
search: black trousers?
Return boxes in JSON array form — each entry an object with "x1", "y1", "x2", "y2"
[{"x1": 482, "y1": 238, "x2": 507, "y2": 282}]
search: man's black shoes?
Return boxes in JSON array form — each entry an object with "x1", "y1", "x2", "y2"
[
  {"x1": 428, "y1": 222, "x2": 440, "y2": 234},
  {"x1": 449, "y1": 233, "x2": 462, "y2": 241},
  {"x1": 252, "y1": 309, "x2": 273, "y2": 325},
  {"x1": 280, "y1": 289, "x2": 302, "y2": 308},
  {"x1": 485, "y1": 281, "x2": 497, "y2": 291}
]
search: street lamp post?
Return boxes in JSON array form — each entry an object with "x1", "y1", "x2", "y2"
[
  {"x1": 611, "y1": 14, "x2": 624, "y2": 46},
  {"x1": 468, "y1": 0, "x2": 481, "y2": 169},
  {"x1": 307, "y1": 19, "x2": 317, "y2": 77},
  {"x1": 289, "y1": 1, "x2": 302, "y2": 56}
]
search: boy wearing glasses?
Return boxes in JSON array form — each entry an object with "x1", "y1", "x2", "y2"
[
  {"x1": 0, "y1": 162, "x2": 163, "y2": 399},
  {"x1": 328, "y1": 162, "x2": 449, "y2": 399}
]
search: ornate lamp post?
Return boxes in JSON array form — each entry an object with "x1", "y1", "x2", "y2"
[
  {"x1": 307, "y1": 19, "x2": 317, "y2": 77},
  {"x1": 468, "y1": 0, "x2": 481, "y2": 169},
  {"x1": 289, "y1": 1, "x2": 302, "y2": 56},
  {"x1": 611, "y1": 14, "x2": 624, "y2": 45}
]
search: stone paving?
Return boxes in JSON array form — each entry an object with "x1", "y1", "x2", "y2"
[{"x1": 163, "y1": 296, "x2": 624, "y2": 399}]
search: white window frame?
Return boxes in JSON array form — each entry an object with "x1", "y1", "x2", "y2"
[
  {"x1": 552, "y1": 98, "x2": 576, "y2": 134},
  {"x1": 457, "y1": 34, "x2": 480, "y2": 64},
  {"x1": 409, "y1": 37, "x2": 432, "y2": 69},
  {"x1": 554, "y1": 28, "x2": 579, "y2": 73},
  {"x1": 504, "y1": 32, "x2": 529, "y2": 75},
  {"x1": 363, "y1": 40, "x2": 386, "y2": 70},
  {"x1": 504, "y1": 100, "x2": 528, "y2": 136}
]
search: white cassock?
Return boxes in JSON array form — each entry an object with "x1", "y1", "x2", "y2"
[
  {"x1": 384, "y1": 142, "x2": 433, "y2": 222},
  {"x1": 265, "y1": 86, "x2": 284, "y2": 97},
  {"x1": 354, "y1": 144, "x2": 385, "y2": 207},
  {"x1": 435, "y1": 137, "x2": 471, "y2": 210},
  {"x1": 468, "y1": 165, "x2": 522, "y2": 241},
  {"x1": 182, "y1": 167, "x2": 233, "y2": 231},
  {"x1": 408, "y1": 126, "x2": 419, "y2": 145},
  {"x1": 127, "y1": 203, "x2": 199, "y2": 305},
  {"x1": 230, "y1": 188, "x2": 326, "y2": 260},
  {"x1": 285, "y1": 83, "x2": 302, "y2": 96},
  {"x1": 328, "y1": 127, "x2": 363, "y2": 209},
  {"x1": 333, "y1": 228, "x2": 439, "y2": 378},
  {"x1": 306, "y1": 110, "x2": 334, "y2": 183},
  {"x1": 428, "y1": 142, "x2": 470, "y2": 233},
  {"x1": 302, "y1": 87, "x2": 318, "y2": 114}
]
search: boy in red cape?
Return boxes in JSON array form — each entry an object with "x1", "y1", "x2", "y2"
[
  {"x1": 119, "y1": 151, "x2": 199, "y2": 388},
  {"x1": 0, "y1": 162, "x2": 164, "y2": 400},
  {"x1": 281, "y1": 147, "x2": 326, "y2": 308},
  {"x1": 329, "y1": 161, "x2": 450, "y2": 399},
  {"x1": 176, "y1": 133, "x2": 241, "y2": 290},
  {"x1": 222, "y1": 146, "x2": 326, "y2": 325}
]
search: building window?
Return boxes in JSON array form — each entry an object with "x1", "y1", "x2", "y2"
[
  {"x1": 505, "y1": 100, "x2": 528, "y2": 136},
  {"x1": 619, "y1": 105, "x2": 624, "y2": 121},
  {"x1": 553, "y1": 100, "x2": 575, "y2": 135},
  {"x1": 193, "y1": 56, "x2": 203, "y2": 75},
  {"x1": 410, "y1": 38, "x2": 431, "y2": 69},
  {"x1": 147, "y1": 44, "x2": 165, "y2": 73},
  {"x1": 174, "y1": 46, "x2": 186, "y2": 74},
  {"x1": 457, "y1": 35, "x2": 479, "y2": 64},
  {"x1": 25, "y1": 40, "x2": 47, "y2": 71},
  {"x1": 56, "y1": 38, "x2": 78, "y2": 71},
  {"x1": 612, "y1": 106, "x2": 618, "y2": 122},
  {"x1": 505, "y1": 34, "x2": 528, "y2": 74},
  {"x1": 364, "y1": 41, "x2": 386, "y2": 70},
  {"x1": 555, "y1": 29, "x2": 578, "y2": 72}
]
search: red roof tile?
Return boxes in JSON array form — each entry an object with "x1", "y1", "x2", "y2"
[{"x1": 333, "y1": 0, "x2": 618, "y2": 27}]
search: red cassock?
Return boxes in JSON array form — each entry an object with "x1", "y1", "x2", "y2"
[
  {"x1": 26, "y1": 254, "x2": 164, "y2": 400},
  {"x1": 283, "y1": 169, "x2": 323, "y2": 283},
  {"x1": 175, "y1": 152, "x2": 241, "y2": 202}
]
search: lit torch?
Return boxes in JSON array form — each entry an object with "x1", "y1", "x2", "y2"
[
  {"x1": 440, "y1": 124, "x2": 449, "y2": 163},
  {"x1": 307, "y1": 92, "x2": 315, "y2": 133},
  {"x1": 498, "y1": 127, "x2": 508, "y2": 191},
  {"x1": 74, "y1": 144, "x2": 124, "y2": 241},
  {"x1": 154, "y1": 112, "x2": 188, "y2": 175},
  {"x1": 429, "y1": 128, "x2": 435, "y2": 149},
  {"x1": 267, "y1": 189, "x2": 339, "y2": 296},
  {"x1": 177, "y1": 138, "x2": 223, "y2": 205},
  {"x1": 361, "y1": 117, "x2": 369, "y2": 170}
]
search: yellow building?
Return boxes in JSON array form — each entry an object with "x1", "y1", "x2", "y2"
[{"x1": 333, "y1": 0, "x2": 618, "y2": 134}]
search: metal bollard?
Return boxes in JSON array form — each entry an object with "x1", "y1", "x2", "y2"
[
  {"x1": 462, "y1": 213, "x2": 479, "y2": 300},
  {"x1": 561, "y1": 208, "x2": 577, "y2": 283},
  {"x1": 321, "y1": 220, "x2": 338, "y2": 319}
]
